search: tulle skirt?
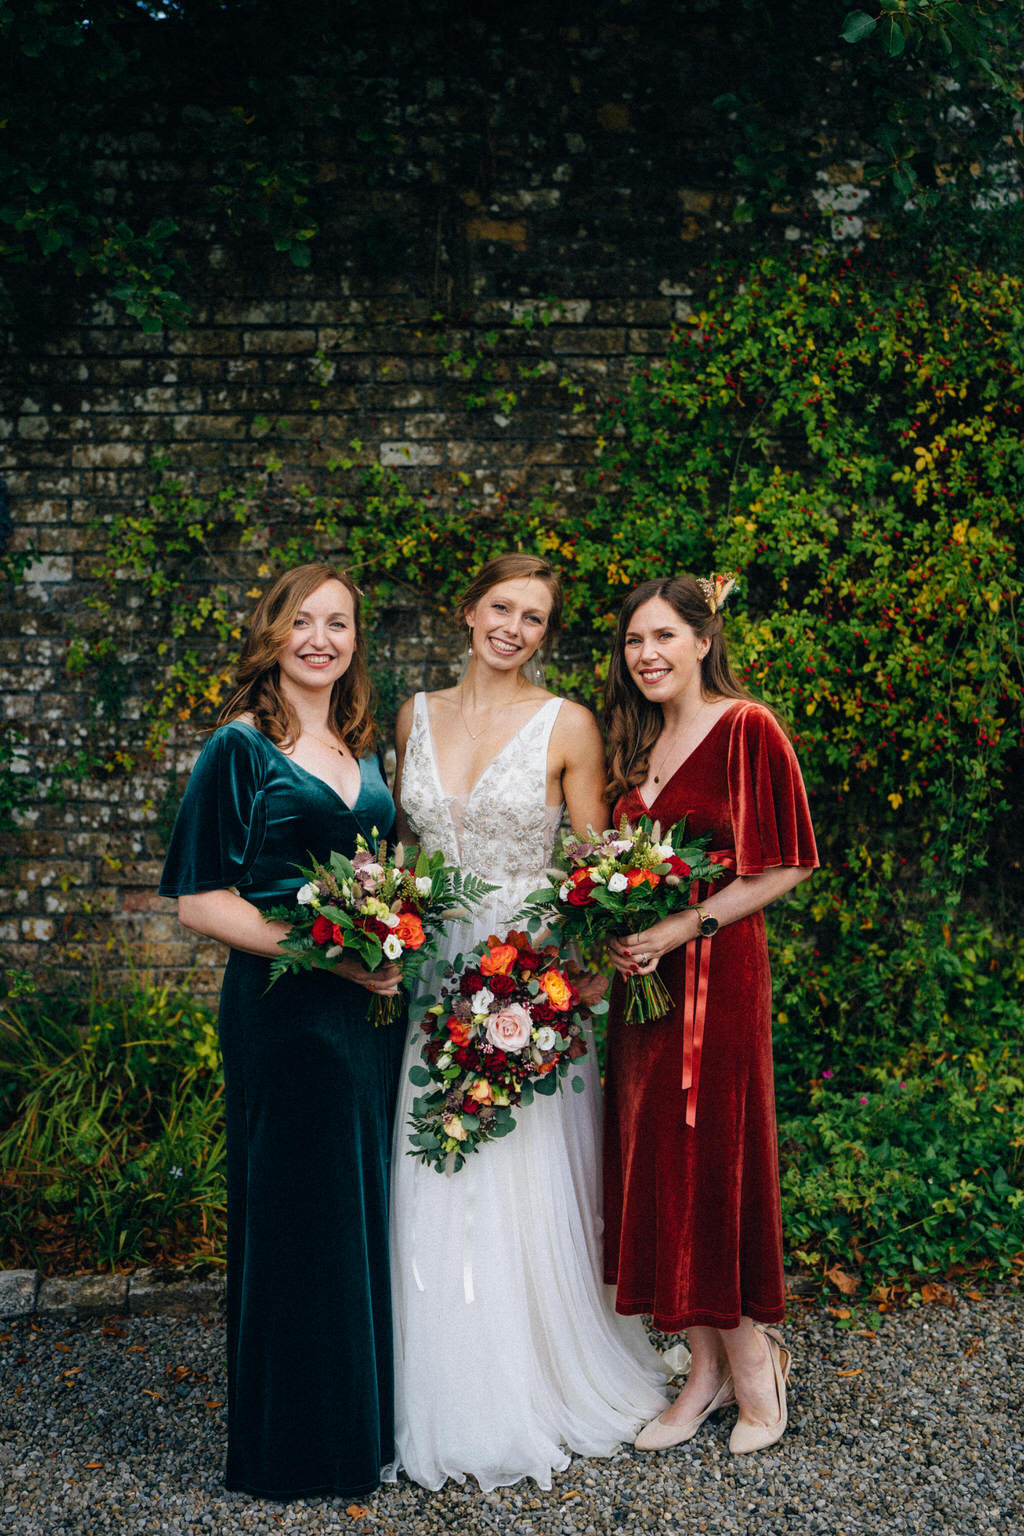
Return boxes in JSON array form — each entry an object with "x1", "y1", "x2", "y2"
[{"x1": 387, "y1": 915, "x2": 670, "y2": 1490}]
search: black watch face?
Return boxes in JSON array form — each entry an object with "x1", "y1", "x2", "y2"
[{"x1": 699, "y1": 916, "x2": 718, "y2": 937}]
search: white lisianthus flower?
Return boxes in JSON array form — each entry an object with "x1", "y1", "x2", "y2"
[
  {"x1": 296, "y1": 883, "x2": 317, "y2": 906},
  {"x1": 415, "y1": 875, "x2": 433, "y2": 896},
  {"x1": 470, "y1": 987, "x2": 495, "y2": 1014},
  {"x1": 606, "y1": 838, "x2": 633, "y2": 857},
  {"x1": 362, "y1": 862, "x2": 385, "y2": 882},
  {"x1": 383, "y1": 934, "x2": 403, "y2": 960},
  {"x1": 656, "y1": 844, "x2": 675, "y2": 861},
  {"x1": 559, "y1": 881, "x2": 572, "y2": 902},
  {"x1": 535, "y1": 1025, "x2": 557, "y2": 1051},
  {"x1": 384, "y1": 911, "x2": 401, "y2": 928},
  {"x1": 437, "y1": 1052, "x2": 452, "y2": 1070},
  {"x1": 606, "y1": 872, "x2": 629, "y2": 893}
]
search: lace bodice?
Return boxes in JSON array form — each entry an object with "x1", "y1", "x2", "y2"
[{"x1": 401, "y1": 692, "x2": 564, "y2": 923}]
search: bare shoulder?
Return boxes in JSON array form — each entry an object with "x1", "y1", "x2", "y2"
[
  {"x1": 394, "y1": 694, "x2": 418, "y2": 747},
  {"x1": 550, "y1": 697, "x2": 603, "y2": 752}
]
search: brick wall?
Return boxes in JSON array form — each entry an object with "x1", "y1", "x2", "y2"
[{"x1": 0, "y1": 12, "x2": 864, "y2": 991}]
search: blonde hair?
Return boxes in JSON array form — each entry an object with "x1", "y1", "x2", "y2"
[
  {"x1": 454, "y1": 552, "x2": 563, "y2": 651},
  {"x1": 218, "y1": 563, "x2": 377, "y2": 756}
]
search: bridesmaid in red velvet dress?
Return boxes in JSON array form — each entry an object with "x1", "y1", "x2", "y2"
[{"x1": 602, "y1": 574, "x2": 818, "y2": 1456}]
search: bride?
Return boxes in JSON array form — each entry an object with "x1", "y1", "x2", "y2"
[{"x1": 388, "y1": 553, "x2": 670, "y2": 1491}]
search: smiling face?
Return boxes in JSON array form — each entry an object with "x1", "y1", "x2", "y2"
[
  {"x1": 276, "y1": 578, "x2": 357, "y2": 700},
  {"x1": 623, "y1": 595, "x2": 709, "y2": 706},
  {"x1": 465, "y1": 577, "x2": 553, "y2": 673}
]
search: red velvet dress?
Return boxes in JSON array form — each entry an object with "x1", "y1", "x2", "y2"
[{"x1": 602, "y1": 701, "x2": 818, "y2": 1333}]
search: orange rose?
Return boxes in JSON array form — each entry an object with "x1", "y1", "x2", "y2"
[
  {"x1": 538, "y1": 969, "x2": 572, "y2": 1012},
  {"x1": 394, "y1": 911, "x2": 426, "y2": 949},
  {"x1": 446, "y1": 1016, "x2": 472, "y2": 1047},
  {"x1": 625, "y1": 868, "x2": 661, "y2": 890},
  {"x1": 480, "y1": 943, "x2": 518, "y2": 977},
  {"x1": 467, "y1": 1078, "x2": 493, "y2": 1105}
]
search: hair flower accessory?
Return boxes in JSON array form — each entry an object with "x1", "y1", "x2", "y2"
[{"x1": 696, "y1": 572, "x2": 738, "y2": 614}]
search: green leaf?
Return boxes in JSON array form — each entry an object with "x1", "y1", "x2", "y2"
[
  {"x1": 408, "y1": 1064, "x2": 431, "y2": 1087},
  {"x1": 571, "y1": 1075, "x2": 586, "y2": 1093},
  {"x1": 840, "y1": 11, "x2": 877, "y2": 44},
  {"x1": 534, "y1": 1074, "x2": 558, "y2": 1096}
]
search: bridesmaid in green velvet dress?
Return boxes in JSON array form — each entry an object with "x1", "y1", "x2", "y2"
[{"x1": 159, "y1": 563, "x2": 405, "y2": 1500}]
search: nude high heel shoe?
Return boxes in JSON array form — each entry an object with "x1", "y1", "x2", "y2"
[
  {"x1": 634, "y1": 1374, "x2": 736, "y2": 1451},
  {"x1": 728, "y1": 1326, "x2": 792, "y2": 1455}
]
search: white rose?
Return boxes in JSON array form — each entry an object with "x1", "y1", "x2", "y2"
[
  {"x1": 384, "y1": 912, "x2": 401, "y2": 928},
  {"x1": 296, "y1": 882, "x2": 317, "y2": 906},
  {"x1": 437, "y1": 1052, "x2": 452, "y2": 1070},
  {"x1": 535, "y1": 1025, "x2": 557, "y2": 1051},
  {"x1": 415, "y1": 875, "x2": 433, "y2": 896},
  {"x1": 383, "y1": 934, "x2": 403, "y2": 960},
  {"x1": 656, "y1": 844, "x2": 675, "y2": 861},
  {"x1": 471, "y1": 987, "x2": 495, "y2": 1014},
  {"x1": 606, "y1": 872, "x2": 628, "y2": 893},
  {"x1": 559, "y1": 881, "x2": 572, "y2": 901}
]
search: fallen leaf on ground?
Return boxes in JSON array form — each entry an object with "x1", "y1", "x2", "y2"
[
  {"x1": 963, "y1": 1338, "x2": 982, "y2": 1360},
  {"x1": 83, "y1": 1462, "x2": 104, "y2": 1470},
  {"x1": 204, "y1": 1400, "x2": 224, "y2": 1410},
  {"x1": 140, "y1": 1389, "x2": 164, "y2": 1400},
  {"x1": 920, "y1": 1282, "x2": 954, "y2": 1306},
  {"x1": 825, "y1": 1264, "x2": 860, "y2": 1296},
  {"x1": 836, "y1": 1368, "x2": 863, "y2": 1377},
  {"x1": 826, "y1": 1305, "x2": 851, "y2": 1319},
  {"x1": 345, "y1": 1506, "x2": 370, "y2": 1519},
  {"x1": 54, "y1": 1342, "x2": 73, "y2": 1353}
]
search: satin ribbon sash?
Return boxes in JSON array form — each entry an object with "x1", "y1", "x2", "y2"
[{"x1": 680, "y1": 851, "x2": 735, "y2": 1129}]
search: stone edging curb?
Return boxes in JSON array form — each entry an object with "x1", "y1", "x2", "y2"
[
  {"x1": 1, "y1": 1265, "x2": 818, "y2": 1323},
  {"x1": 0, "y1": 1266, "x2": 225, "y2": 1321}
]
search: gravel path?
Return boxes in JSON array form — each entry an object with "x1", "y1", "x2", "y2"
[{"x1": 1, "y1": 1293, "x2": 1020, "y2": 1536}]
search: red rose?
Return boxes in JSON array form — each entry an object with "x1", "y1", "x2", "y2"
[
  {"x1": 461, "y1": 1097, "x2": 482, "y2": 1116},
  {"x1": 311, "y1": 914, "x2": 335, "y2": 946},
  {"x1": 486, "y1": 1049, "x2": 508, "y2": 1069},
  {"x1": 489, "y1": 973, "x2": 517, "y2": 997},
  {"x1": 357, "y1": 915, "x2": 389, "y2": 940},
  {"x1": 531, "y1": 1001, "x2": 556, "y2": 1022},
  {"x1": 460, "y1": 970, "x2": 485, "y2": 997},
  {"x1": 664, "y1": 856, "x2": 692, "y2": 879},
  {"x1": 566, "y1": 877, "x2": 596, "y2": 907},
  {"x1": 516, "y1": 948, "x2": 542, "y2": 971}
]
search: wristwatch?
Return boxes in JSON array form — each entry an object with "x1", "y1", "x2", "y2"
[{"x1": 694, "y1": 905, "x2": 719, "y2": 939}]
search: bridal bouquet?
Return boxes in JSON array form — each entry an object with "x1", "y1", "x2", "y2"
[
  {"x1": 406, "y1": 929, "x2": 600, "y2": 1172},
  {"x1": 265, "y1": 834, "x2": 495, "y2": 1025},
  {"x1": 518, "y1": 815, "x2": 722, "y2": 1023}
]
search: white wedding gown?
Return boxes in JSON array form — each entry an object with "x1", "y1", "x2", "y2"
[{"x1": 388, "y1": 692, "x2": 670, "y2": 1491}]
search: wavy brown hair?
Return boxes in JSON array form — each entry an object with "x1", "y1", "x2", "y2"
[
  {"x1": 454, "y1": 552, "x2": 563, "y2": 653},
  {"x1": 604, "y1": 575, "x2": 765, "y2": 803},
  {"x1": 218, "y1": 563, "x2": 377, "y2": 756}
]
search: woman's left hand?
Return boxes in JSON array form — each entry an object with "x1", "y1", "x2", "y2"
[{"x1": 607, "y1": 913, "x2": 691, "y2": 976}]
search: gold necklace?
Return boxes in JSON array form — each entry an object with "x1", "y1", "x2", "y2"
[
  {"x1": 305, "y1": 731, "x2": 348, "y2": 758},
  {"x1": 650, "y1": 701, "x2": 706, "y2": 784},
  {"x1": 457, "y1": 680, "x2": 525, "y2": 742}
]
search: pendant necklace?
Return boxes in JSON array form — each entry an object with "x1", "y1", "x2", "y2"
[
  {"x1": 458, "y1": 679, "x2": 525, "y2": 742},
  {"x1": 651, "y1": 701, "x2": 706, "y2": 784}
]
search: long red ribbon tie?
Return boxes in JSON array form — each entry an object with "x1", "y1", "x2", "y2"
[{"x1": 680, "y1": 858, "x2": 734, "y2": 1128}]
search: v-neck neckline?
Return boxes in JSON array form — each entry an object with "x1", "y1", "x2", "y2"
[
  {"x1": 234, "y1": 720, "x2": 368, "y2": 813},
  {"x1": 421, "y1": 692, "x2": 559, "y2": 804},
  {"x1": 634, "y1": 702, "x2": 744, "y2": 812}
]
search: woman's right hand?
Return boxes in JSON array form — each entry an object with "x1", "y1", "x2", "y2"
[{"x1": 332, "y1": 958, "x2": 403, "y2": 995}]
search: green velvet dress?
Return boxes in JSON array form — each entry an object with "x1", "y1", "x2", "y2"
[{"x1": 159, "y1": 719, "x2": 405, "y2": 1501}]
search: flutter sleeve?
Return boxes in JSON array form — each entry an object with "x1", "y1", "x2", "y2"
[
  {"x1": 726, "y1": 704, "x2": 819, "y2": 877},
  {"x1": 158, "y1": 724, "x2": 268, "y2": 897}
]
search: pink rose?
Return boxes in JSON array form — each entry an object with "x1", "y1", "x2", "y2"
[{"x1": 485, "y1": 1002, "x2": 532, "y2": 1053}]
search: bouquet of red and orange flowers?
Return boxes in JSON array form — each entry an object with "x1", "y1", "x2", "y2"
[
  {"x1": 406, "y1": 930, "x2": 600, "y2": 1171},
  {"x1": 518, "y1": 815, "x2": 722, "y2": 1023},
  {"x1": 265, "y1": 834, "x2": 495, "y2": 1025}
]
